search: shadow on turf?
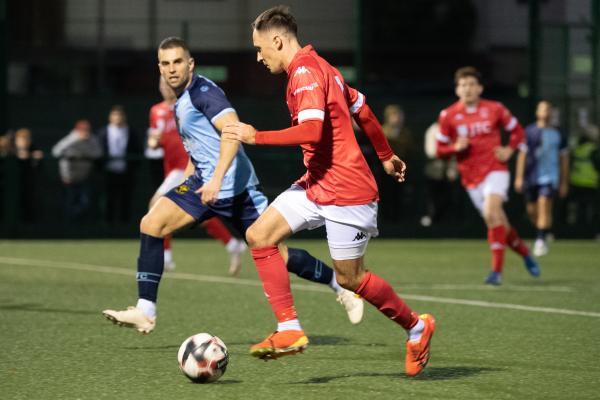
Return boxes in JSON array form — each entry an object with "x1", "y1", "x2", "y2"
[
  {"x1": 291, "y1": 366, "x2": 496, "y2": 384},
  {"x1": 227, "y1": 335, "x2": 387, "y2": 347},
  {"x1": 186, "y1": 379, "x2": 242, "y2": 385},
  {"x1": 0, "y1": 302, "x2": 97, "y2": 315}
]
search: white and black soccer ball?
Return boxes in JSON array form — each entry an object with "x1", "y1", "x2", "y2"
[{"x1": 177, "y1": 333, "x2": 229, "y2": 383}]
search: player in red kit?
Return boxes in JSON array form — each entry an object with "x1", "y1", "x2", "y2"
[
  {"x1": 223, "y1": 6, "x2": 435, "y2": 377},
  {"x1": 436, "y1": 67, "x2": 540, "y2": 285},
  {"x1": 147, "y1": 77, "x2": 247, "y2": 275}
]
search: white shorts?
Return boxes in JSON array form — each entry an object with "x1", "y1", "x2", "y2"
[
  {"x1": 155, "y1": 169, "x2": 186, "y2": 196},
  {"x1": 467, "y1": 171, "x2": 510, "y2": 215},
  {"x1": 271, "y1": 185, "x2": 379, "y2": 260}
]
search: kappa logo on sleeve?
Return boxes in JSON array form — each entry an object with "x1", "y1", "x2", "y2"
[{"x1": 294, "y1": 66, "x2": 309, "y2": 75}]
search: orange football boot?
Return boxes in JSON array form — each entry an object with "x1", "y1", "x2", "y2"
[
  {"x1": 250, "y1": 330, "x2": 309, "y2": 360},
  {"x1": 405, "y1": 313, "x2": 436, "y2": 377}
]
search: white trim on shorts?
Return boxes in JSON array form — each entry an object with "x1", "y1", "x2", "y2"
[
  {"x1": 155, "y1": 169, "x2": 186, "y2": 196},
  {"x1": 466, "y1": 170, "x2": 510, "y2": 215},
  {"x1": 271, "y1": 184, "x2": 378, "y2": 260}
]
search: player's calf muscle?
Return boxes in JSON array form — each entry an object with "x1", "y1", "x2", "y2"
[{"x1": 332, "y1": 260, "x2": 365, "y2": 291}]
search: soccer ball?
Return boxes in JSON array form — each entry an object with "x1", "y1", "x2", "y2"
[{"x1": 177, "y1": 333, "x2": 229, "y2": 383}]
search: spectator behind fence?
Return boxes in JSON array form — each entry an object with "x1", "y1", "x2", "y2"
[
  {"x1": 98, "y1": 105, "x2": 142, "y2": 224},
  {"x1": 13, "y1": 128, "x2": 44, "y2": 222},
  {"x1": 0, "y1": 132, "x2": 11, "y2": 157},
  {"x1": 52, "y1": 119, "x2": 103, "y2": 221},
  {"x1": 567, "y1": 124, "x2": 600, "y2": 238},
  {"x1": 377, "y1": 104, "x2": 417, "y2": 221},
  {"x1": 420, "y1": 122, "x2": 458, "y2": 227}
]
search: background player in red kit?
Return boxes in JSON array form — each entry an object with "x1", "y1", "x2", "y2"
[
  {"x1": 147, "y1": 77, "x2": 246, "y2": 274},
  {"x1": 436, "y1": 66, "x2": 540, "y2": 285},
  {"x1": 223, "y1": 5, "x2": 435, "y2": 377}
]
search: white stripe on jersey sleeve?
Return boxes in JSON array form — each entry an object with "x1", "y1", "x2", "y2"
[
  {"x1": 505, "y1": 117, "x2": 517, "y2": 131},
  {"x1": 210, "y1": 107, "x2": 236, "y2": 124},
  {"x1": 349, "y1": 92, "x2": 365, "y2": 114},
  {"x1": 436, "y1": 132, "x2": 451, "y2": 143},
  {"x1": 298, "y1": 109, "x2": 325, "y2": 123}
]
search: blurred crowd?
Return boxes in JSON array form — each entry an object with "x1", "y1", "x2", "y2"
[
  {"x1": 1, "y1": 102, "x2": 599, "y2": 238},
  {"x1": 1, "y1": 105, "x2": 142, "y2": 224}
]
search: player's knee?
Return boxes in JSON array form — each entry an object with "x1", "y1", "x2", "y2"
[
  {"x1": 483, "y1": 210, "x2": 501, "y2": 226},
  {"x1": 245, "y1": 225, "x2": 263, "y2": 248},
  {"x1": 140, "y1": 213, "x2": 167, "y2": 237},
  {"x1": 245, "y1": 224, "x2": 276, "y2": 248}
]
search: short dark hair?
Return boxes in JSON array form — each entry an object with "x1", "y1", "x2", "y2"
[
  {"x1": 252, "y1": 5, "x2": 298, "y2": 36},
  {"x1": 454, "y1": 66, "x2": 482, "y2": 85},
  {"x1": 110, "y1": 105, "x2": 125, "y2": 114},
  {"x1": 158, "y1": 36, "x2": 190, "y2": 54}
]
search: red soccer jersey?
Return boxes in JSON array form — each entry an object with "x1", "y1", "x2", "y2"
[
  {"x1": 149, "y1": 101, "x2": 188, "y2": 175},
  {"x1": 283, "y1": 45, "x2": 379, "y2": 206},
  {"x1": 437, "y1": 99, "x2": 525, "y2": 188}
]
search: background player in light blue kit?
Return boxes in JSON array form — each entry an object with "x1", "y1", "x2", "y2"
[{"x1": 514, "y1": 100, "x2": 569, "y2": 256}]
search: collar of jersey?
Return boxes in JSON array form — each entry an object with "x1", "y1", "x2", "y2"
[
  {"x1": 176, "y1": 74, "x2": 200, "y2": 100},
  {"x1": 287, "y1": 45, "x2": 315, "y2": 76}
]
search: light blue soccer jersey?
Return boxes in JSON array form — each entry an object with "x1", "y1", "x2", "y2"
[
  {"x1": 524, "y1": 124, "x2": 567, "y2": 188},
  {"x1": 175, "y1": 74, "x2": 260, "y2": 199}
]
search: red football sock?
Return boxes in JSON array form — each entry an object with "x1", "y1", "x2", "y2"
[
  {"x1": 355, "y1": 271, "x2": 418, "y2": 330},
  {"x1": 488, "y1": 225, "x2": 507, "y2": 273},
  {"x1": 163, "y1": 235, "x2": 172, "y2": 250},
  {"x1": 201, "y1": 217, "x2": 232, "y2": 245},
  {"x1": 506, "y1": 226, "x2": 530, "y2": 257},
  {"x1": 251, "y1": 246, "x2": 297, "y2": 322}
]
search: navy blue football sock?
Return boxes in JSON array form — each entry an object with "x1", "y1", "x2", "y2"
[
  {"x1": 286, "y1": 247, "x2": 333, "y2": 285},
  {"x1": 137, "y1": 233, "x2": 164, "y2": 303}
]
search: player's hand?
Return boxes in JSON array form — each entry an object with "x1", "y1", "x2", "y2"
[
  {"x1": 222, "y1": 122, "x2": 257, "y2": 145},
  {"x1": 147, "y1": 128, "x2": 162, "y2": 149},
  {"x1": 494, "y1": 146, "x2": 514, "y2": 162},
  {"x1": 559, "y1": 183, "x2": 569, "y2": 198},
  {"x1": 454, "y1": 136, "x2": 469, "y2": 152},
  {"x1": 514, "y1": 177, "x2": 523, "y2": 193},
  {"x1": 382, "y1": 155, "x2": 406, "y2": 183},
  {"x1": 196, "y1": 178, "x2": 221, "y2": 205}
]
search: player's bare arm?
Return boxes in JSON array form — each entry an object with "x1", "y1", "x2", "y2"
[
  {"x1": 514, "y1": 150, "x2": 527, "y2": 193},
  {"x1": 183, "y1": 158, "x2": 195, "y2": 178},
  {"x1": 559, "y1": 151, "x2": 570, "y2": 198},
  {"x1": 197, "y1": 111, "x2": 241, "y2": 204}
]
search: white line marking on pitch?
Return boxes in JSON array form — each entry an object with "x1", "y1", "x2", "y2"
[{"x1": 0, "y1": 256, "x2": 598, "y2": 319}]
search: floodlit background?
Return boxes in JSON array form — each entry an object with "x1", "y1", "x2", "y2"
[{"x1": 1, "y1": 0, "x2": 599, "y2": 238}]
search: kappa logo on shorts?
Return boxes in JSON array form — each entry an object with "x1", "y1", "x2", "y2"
[
  {"x1": 353, "y1": 231, "x2": 367, "y2": 241},
  {"x1": 175, "y1": 184, "x2": 190, "y2": 194}
]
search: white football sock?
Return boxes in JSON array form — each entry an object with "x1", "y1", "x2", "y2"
[
  {"x1": 277, "y1": 319, "x2": 302, "y2": 332},
  {"x1": 164, "y1": 249, "x2": 173, "y2": 264},
  {"x1": 226, "y1": 238, "x2": 240, "y2": 253},
  {"x1": 408, "y1": 318, "x2": 425, "y2": 341},
  {"x1": 136, "y1": 298, "x2": 157, "y2": 318},
  {"x1": 329, "y1": 271, "x2": 344, "y2": 295}
]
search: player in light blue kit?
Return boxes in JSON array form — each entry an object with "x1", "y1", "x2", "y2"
[
  {"x1": 102, "y1": 37, "x2": 363, "y2": 333},
  {"x1": 514, "y1": 100, "x2": 569, "y2": 256}
]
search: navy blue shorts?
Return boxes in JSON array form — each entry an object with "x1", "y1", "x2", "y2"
[
  {"x1": 524, "y1": 184, "x2": 555, "y2": 203},
  {"x1": 164, "y1": 174, "x2": 268, "y2": 237}
]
